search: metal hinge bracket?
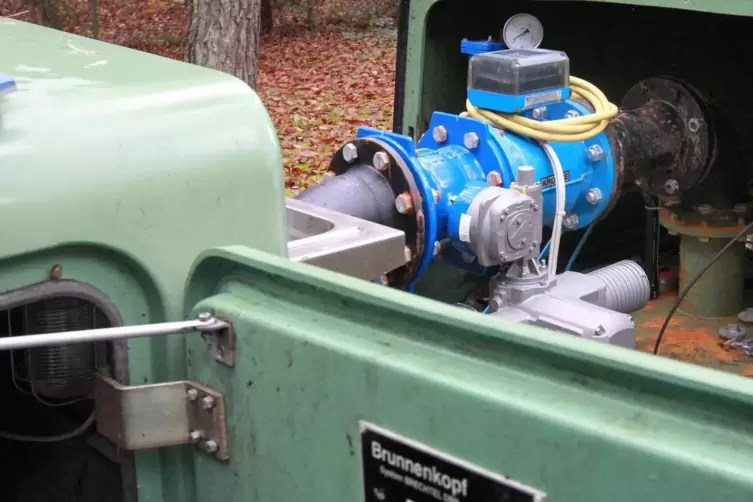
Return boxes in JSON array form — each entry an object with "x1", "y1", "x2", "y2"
[{"x1": 93, "y1": 374, "x2": 229, "y2": 460}]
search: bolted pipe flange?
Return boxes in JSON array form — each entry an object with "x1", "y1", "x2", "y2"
[
  {"x1": 342, "y1": 143, "x2": 358, "y2": 163},
  {"x1": 395, "y1": 192, "x2": 414, "y2": 215},
  {"x1": 585, "y1": 188, "x2": 603, "y2": 205},
  {"x1": 373, "y1": 151, "x2": 390, "y2": 172},
  {"x1": 433, "y1": 126, "x2": 448, "y2": 143}
]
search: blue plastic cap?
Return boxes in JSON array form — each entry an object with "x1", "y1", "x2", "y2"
[
  {"x1": 460, "y1": 39, "x2": 505, "y2": 56},
  {"x1": 0, "y1": 74, "x2": 17, "y2": 94}
]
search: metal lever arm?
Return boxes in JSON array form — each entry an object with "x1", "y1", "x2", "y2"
[{"x1": 0, "y1": 312, "x2": 226, "y2": 351}]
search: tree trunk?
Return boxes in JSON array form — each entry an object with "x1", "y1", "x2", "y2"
[
  {"x1": 187, "y1": 0, "x2": 262, "y2": 89},
  {"x1": 261, "y1": 0, "x2": 273, "y2": 33}
]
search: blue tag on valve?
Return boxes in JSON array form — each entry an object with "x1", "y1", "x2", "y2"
[{"x1": 0, "y1": 74, "x2": 17, "y2": 94}]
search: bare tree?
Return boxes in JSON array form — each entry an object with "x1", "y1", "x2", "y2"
[{"x1": 187, "y1": 0, "x2": 262, "y2": 89}]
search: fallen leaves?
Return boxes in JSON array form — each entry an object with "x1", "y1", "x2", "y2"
[{"x1": 27, "y1": 0, "x2": 397, "y2": 196}]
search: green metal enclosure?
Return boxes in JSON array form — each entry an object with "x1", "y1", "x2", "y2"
[{"x1": 2, "y1": 2, "x2": 753, "y2": 502}]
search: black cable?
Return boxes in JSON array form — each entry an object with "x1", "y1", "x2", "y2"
[{"x1": 653, "y1": 219, "x2": 753, "y2": 355}]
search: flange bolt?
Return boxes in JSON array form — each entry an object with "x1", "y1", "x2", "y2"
[
  {"x1": 395, "y1": 193, "x2": 414, "y2": 215},
  {"x1": 343, "y1": 143, "x2": 358, "y2": 163},
  {"x1": 373, "y1": 152, "x2": 390, "y2": 172},
  {"x1": 433, "y1": 126, "x2": 448, "y2": 143}
]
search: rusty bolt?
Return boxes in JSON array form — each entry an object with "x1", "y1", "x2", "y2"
[
  {"x1": 463, "y1": 132, "x2": 479, "y2": 149},
  {"x1": 586, "y1": 145, "x2": 604, "y2": 162},
  {"x1": 432, "y1": 189, "x2": 441, "y2": 202},
  {"x1": 565, "y1": 110, "x2": 580, "y2": 119},
  {"x1": 373, "y1": 152, "x2": 390, "y2": 171},
  {"x1": 186, "y1": 389, "x2": 198, "y2": 401},
  {"x1": 342, "y1": 143, "x2": 358, "y2": 163},
  {"x1": 563, "y1": 214, "x2": 579, "y2": 230},
  {"x1": 432, "y1": 126, "x2": 448, "y2": 143},
  {"x1": 403, "y1": 246, "x2": 412, "y2": 263},
  {"x1": 585, "y1": 188, "x2": 603, "y2": 205},
  {"x1": 486, "y1": 171, "x2": 502, "y2": 187},
  {"x1": 203, "y1": 440, "x2": 219, "y2": 454},
  {"x1": 49, "y1": 264, "x2": 62, "y2": 281},
  {"x1": 532, "y1": 107, "x2": 547, "y2": 119},
  {"x1": 201, "y1": 396, "x2": 215, "y2": 410},
  {"x1": 189, "y1": 430, "x2": 203, "y2": 444},
  {"x1": 395, "y1": 193, "x2": 414, "y2": 214},
  {"x1": 696, "y1": 204, "x2": 714, "y2": 216}
]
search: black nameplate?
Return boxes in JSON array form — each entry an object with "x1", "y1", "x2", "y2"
[
  {"x1": 359, "y1": 421, "x2": 547, "y2": 502},
  {"x1": 540, "y1": 170, "x2": 570, "y2": 189}
]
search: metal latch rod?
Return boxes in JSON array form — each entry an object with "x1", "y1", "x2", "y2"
[{"x1": 0, "y1": 312, "x2": 225, "y2": 351}]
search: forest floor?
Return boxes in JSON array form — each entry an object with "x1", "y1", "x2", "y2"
[{"x1": 4, "y1": 0, "x2": 397, "y2": 194}]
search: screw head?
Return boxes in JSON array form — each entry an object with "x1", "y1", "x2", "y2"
[
  {"x1": 203, "y1": 440, "x2": 219, "y2": 454},
  {"x1": 395, "y1": 193, "x2": 414, "y2": 215},
  {"x1": 189, "y1": 430, "x2": 203, "y2": 444},
  {"x1": 486, "y1": 171, "x2": 502, "y2": 187},
  {"x1": 585, "y1": 188, "x2": 603, "y2": 205},
  {"x1": 664, "y1": 179, "x2": 679, "y2": 194},
  {"x1": 403, "y1": 246, "x2": 413, "y2": 263},
  {"x1": 201, "y1": 396, "x2": 216, "y2": 410},
  {"x1": 463, "y1": 132, "x2": 479, "y2": 149},
  {"x1": 565, "y1": 110, "x2": 580, "y2": 119},
  {"x1": 432, "y1": 126, "x2": 448, "y2": 143},
  {"x1": 342, "y1": 143, "x2": 358, "y2": 163},
  {"x1": 373, "y1": 152, "x2": 390, "y2": 171},
  {"x1": 532, "y1": 107, "x2": 547, "y2": 119},
  {"x1": 563, "y1": 214, "x2": 579, "y2": 230},
  {"x1": 586, "y1": 145, "x2": 604, "y2": 162},
  {"x1": 186, "y1": 388, "x2": 198, "y2": 401}
]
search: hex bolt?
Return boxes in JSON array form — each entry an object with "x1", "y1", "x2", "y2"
[
  {"x1": 585, "y1": 188, "x2": 603, "y2": 205},
  {"x1": 586, "y1": 145, "x2": 604, "y2": 162},
  {"x1": 373, "y1": 152, "x2": 390, "y2": 172},
  {"x1": 532, "y1": 107, "x2": 547, "y2": 120},
  {"x1": 342, "y1": 143, "x2": 358, "y2": 163},
  {"x1": 432, "y1": 126, "x2": 448, "y2": 143},
  {"x1": 565, "y1": 110, "x2": 580, "y2": 119},
  {"x1": 203, "y1": 440, "x2": 219, "y2": 454},
  {"x1": 664, "y1": 179, "x2": 679, "y2": 194},
  {"x1": 395, "y1": 192, "x2": 414, "y2": 215},
  {"x1": 463, "y1": 132, "x2": 479, "y2": 150},
  {"x1": 486, "y1": 171, "x2": 502, "y2": 187},
  {"x1": 198, "y1": 312, "x2": 212, "y2": 322},
  {"x1": 189, "y1": 430, "x2": 203, "y2": 444},
  {"x1": 201, "y1": 396, "x2": 216, "y2": 410},
  {"x1": 186, "y1": 388, "x2": 198, "y2": 401},
  {"x1": 403, "y1": 246, "x2": 413, "y2": 263},
  {"x1": 432, "y1": 189, "x2": 441, "y2": 202},
  {"x1": 719, "y1": 323, "x2": 746, "y2": 340},
  {"x1": 563, "y1": 214, "x2": 579, "y2": 230}
]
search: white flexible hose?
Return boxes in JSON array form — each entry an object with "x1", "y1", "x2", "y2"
[{"x1": 538, "y1": 141, "x2": 566, "y2": 282}]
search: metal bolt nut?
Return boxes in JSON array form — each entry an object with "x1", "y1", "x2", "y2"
[
  {"x1": 719, "y1": 323, "x2": 746, "y2": 339},
  {"x1": 565, "y1": 110, "x2": 580, "y2": 119},
  {"x1": 585, "y1": 188, "x2": 603, "y2": 205},
  {"x1": 563, "y1": 214, "x2": 579, "y2": 230},
  {"x1": 532, "y1": 107, "x2": 547, "y2": 120},
  {"x1": 186, "y1": 388, "x2": 198, "y2": 401},
  {"x1": 198, "y1": 312, "x2": 212, "y2": 322},
  {"x1": 189, "y1": 430, "x2": 203, "y2": 444},
  {"x1": 403, "y1": 246, "x2": 413, "y2": 263},
  {"x1": 432, "y1": 126, "x2": 448, "y2": 143},
  {"x1": 373, "y1": 152, "x2": 390, "y2": 172},
  {"x1": 201, "y1": 396, "x2": 215, "y2": 410},
  {"x1": 433, "y1": 241, "x2": 441, "y2": 257},
  {"x1": 203, "y1": 440, "x2": 219, "y2": 454},
  {"x1": 342, "y1": 143, "x2": 358, "y2": 163},
  {"x1": 463, "y1": 132, "x2": 479, "y2": 150},
  {"x1": 486, "y1": 171, "x2": 502, "y2": 187},
  {"x1": 586, "y1": 145, "x2": 605, "y2": 162},
  {"x1": 696, "y1": 204, "x2": 714, "y2": 216},
  {"x1": 432, "y1": 189, "x2": 441, "y2": 202},
  {"x1": 664, "y1": 179, "x2": 679, "y2": 194},
  {"x1": 395, "y1": 193, "x2": 414, "y2": 215}
]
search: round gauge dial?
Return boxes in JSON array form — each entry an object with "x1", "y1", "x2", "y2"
[{"x1": 502, "y1": 13, "x2": 544, "y2": 49}]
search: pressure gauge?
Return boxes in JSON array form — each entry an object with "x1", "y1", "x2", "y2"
[{"x1": 502, "y1": 13, "x2": 544, "y2": 49}]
